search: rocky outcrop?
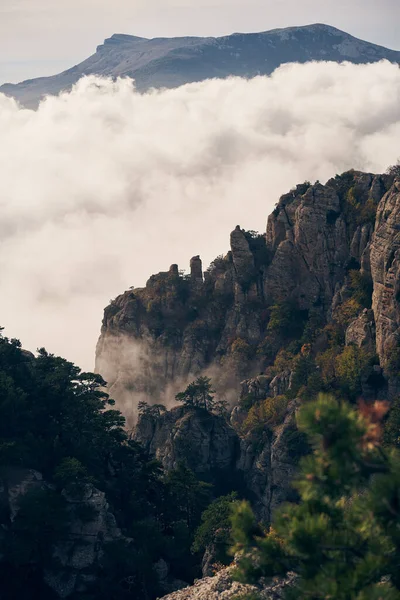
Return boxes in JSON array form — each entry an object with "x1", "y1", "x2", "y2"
[
  {"x1": 135, "y1": 400, "x2": 306, "y2": 523},
  {"x1": 190, "y1": 256, "x2": 203, "y2": 282},
  {"x1": 0, "y1": 466, "x2": 44, "y2": 524},
  {"x1": 270, "y1": 370, "x2": 292, "y2": 397},
  {"x1": 345, "y1": 309, "x2": 375, "y2": 351},
  {"x1": 230, "y1": 226, "x2": 257, "y2": 286},
  {"x1": 370, "y1": 179, "x2": 400, "y2": 367},
  {"x1": 96, "y1": 170, "x2": 394, "y2": 416},
  {"x1": 91, "y1": 169, "x2": 400, "y2": 598},
  {"x1": 159, "y1": 565, "x2": 296, "y2": 600},
  {"x1": 237, "y1": 400, "x2": 305, "y2": 522},
  {"x1": 44, "y1": 484, "x2": 123, "y2": 598},
  {"x1": 264, "y1": 173, "x2": 386, "y2": 311},
  {"x1": 135, "y1": 406, "x2": 240, "y2": 477},
  {"x1": 240, "y1": 376, "x2": 270, "y2": 402},
  {"x1": 0, "y1": 467, "x2": 124, "y2": 598},
  {"x1": 94, "y1": 170, "x2": 400, "y2": 527}
]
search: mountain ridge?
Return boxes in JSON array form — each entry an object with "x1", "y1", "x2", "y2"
[
  {"x1": 95, "y1": 169, "x2": 400, "y2": 424},
  {"x1": 2, "y1": 23, "x2": 400, "y2": 108}
]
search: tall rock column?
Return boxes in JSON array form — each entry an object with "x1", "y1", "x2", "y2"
[{"x1": 370, "y1": 180, "x2": 400, "y2": 367}]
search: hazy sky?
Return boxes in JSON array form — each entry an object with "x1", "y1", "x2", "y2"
[{"x1": 0, "y1": 0, "x2": 400, "y2": 84}]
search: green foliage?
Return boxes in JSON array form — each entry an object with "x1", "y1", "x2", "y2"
[
  {"x1": 287, "y1": 354, "x2": 317, "y2": 400},
  {"x1": 206, "y1": 254, "x2": 226, "y2": 274},
  {"x1": 384, "y1": 396, "x2": 400, "y2": 448},
  {"x1": 243, "y1": 231, "x2": 270, "y2": 269},
  {"x1": 165, "y1": 463, "x2": 213, "y2": 534},
  {"x1": 345, "y1": 186, "x2": 378, "y2": 225},
  {"x1": 231, "y1": 338, "x2": 254, "y2": 360},
  {"x1": 175, "y1": 376, "x2": 227, "y2": 416},
  {"x1": 138, "y1": 401, "x2": 167, "y2": 418},
  {"x1": 0, "y1": 341, "x2": 126, "y2": 479},
  {"x1": 0, "y1": 331, "x2": 225, "y2": 598},
  {"x1": 267, "y1": 300, "x2": 308, "y2": 340},
  {"x1": 192, "y1": 492, "x2": 238, "y2": 564},
  {"x1": 54, "y1": 457, "x2": 92, "y2": 492},
  {"x1": 335, "y1": 345, "x2": 374, "y2": 400},
  {"x1": 294, "y1": 181, "x2": 312, "y2": 196},
  {"x1": 386, "y1": 162, "x2": 400, "y2": 178},
  {"x1": 239, "y1": 394, "x2": 256, "y2": 412},
  {"x1": 334, "y1": 297, "x2": 363, "y2": 329},
  {"x1": 385, "y1": 339, "x2": 400, "y2": 378},
  {"x1": 175, "y1": 376, "x2": 215, "y2": 410},
  {"x1": 232, "y1": 395, "x2": 400, "y2": 599},
  {"x1": 349, "y1": 270, "x2": 373, "y2": 309},
  {"x1": 242, "y1": 396, "x2": 288, "y2": 434},
  {"x1": 300, "y1": 308, "x2": 325, "y2": 345}
]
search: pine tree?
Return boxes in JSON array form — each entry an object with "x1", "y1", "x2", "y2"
[
  {"x1": 231, "y1": 394, "x2": 400, "y2": 599},
  {"x1": 175, "y1": 376, "x2": 216, "y2": 411}
]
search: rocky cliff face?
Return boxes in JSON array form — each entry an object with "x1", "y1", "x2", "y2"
[
  {"x1": 370, "y1": 179, "x2": 400, "y2": 367},
  {"x1": 236, "y1": 398, "x2": 304, "y2": 523},
  {"x1": 135, "y1": 406, "x2": 239, "y2": 478},
  {"x1": 96, "y1": 170, "x2": 397, "y2": 416},
  {"x1": 134, "y1": 391, "x2": 306, "y2": 522},
  {"x1": 264, "y1": 173, "x2": 387, "y2": 312},
  {"x1": 0, "y1": 467, "x2": 123, "y2": 598},
  {"x1": 96, "y1": 168, "x2": 400, "y2": 530}
]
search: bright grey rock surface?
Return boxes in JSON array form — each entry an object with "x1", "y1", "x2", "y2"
[{"x1": 158, "y1": 565, "x2": 296, "y2": 600}]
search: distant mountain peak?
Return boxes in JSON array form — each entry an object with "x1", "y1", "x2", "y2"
[{"x1": 2, "y1": 24, "x2": 400, "y2": 108}]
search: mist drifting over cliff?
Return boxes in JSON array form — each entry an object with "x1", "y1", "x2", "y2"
[{"x1": 0, "y1": 60, "x2": 400, "y2": 368}]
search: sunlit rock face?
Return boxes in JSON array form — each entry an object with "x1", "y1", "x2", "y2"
[
  {"x1": 370, "y1": 179, "x2": 400, "y2": 368},
  {"x1": 159, "y1": 564, "x2": 296, "y2": 600}
]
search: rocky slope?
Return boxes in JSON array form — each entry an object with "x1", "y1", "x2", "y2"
[
  {"x1": 159, "y1": 565, "x2": 295, "y2": 600},
  {"x1": 96, "y1": 169, "x2": 397, "y2": 418},
  {"x1": 2, "y1": 24, "x2": 400, "y2": 108},
  {"x1": 134, "y1": 397, "x2": 302, "y2": 522}
]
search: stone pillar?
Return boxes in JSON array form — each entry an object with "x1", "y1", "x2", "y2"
[{"x1": 190, "y1": 255, "x2": 203, "y2": 282}]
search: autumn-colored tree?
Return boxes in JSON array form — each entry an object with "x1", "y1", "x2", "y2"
[{"x1": 232, "y1": 395, "x2": 400, "y2": 599}]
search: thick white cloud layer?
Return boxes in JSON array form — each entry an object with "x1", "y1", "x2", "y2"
[{"x1": 0, "y1": 60, "x2": 399, "y2": 369}]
